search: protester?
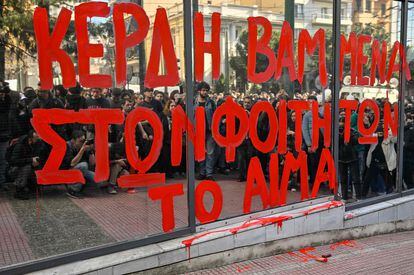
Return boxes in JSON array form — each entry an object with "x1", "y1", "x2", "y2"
[
  {"x1": 338, "y1": 116, "x2": 361, "y2": 201},
  {"x1": 195, "y1": 81, "x2": 216, "y2": 181},
  {"x1": 7, "y1": 130, "x2": 42, "y2": 200},
  {"x1": 63, "y1": 130, "x2": 100, "y2": 198},
  {"x1": 0, "y1": 78, "x2": 396, "y2": 204},
  {"x1": 0, "y1": 82, "x2": 11, "y2": 191}
]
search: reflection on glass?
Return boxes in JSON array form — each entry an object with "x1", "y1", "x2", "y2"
[
  {"x1": 0, "y1": 1, "x2": 189, "y2": 268},
  {"x1": 192, "y1": 0, "x2": 335, "y2": 224},
  {"x1": 339, "y1": 0, "x2": 401, "y2": 202},
  {"x1": 404, "y1": 2, "x2": 414, "y2": 190}
]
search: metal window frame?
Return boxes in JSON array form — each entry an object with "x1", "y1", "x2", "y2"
[
  {"x1": 0, "y1": 1, "x2": 198, "y2": 274},
  {"x1": 2, "y1": 0, "x2": 413, "y2": 273},
  {"x1": 333, "y1": 0, "x2": 341, "y2": 200},
  {"x1": 345, "y1": 0, "x2": 409, "y2": 210}
]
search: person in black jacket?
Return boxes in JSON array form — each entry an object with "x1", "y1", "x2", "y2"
[
  {"x1": 28, "y1": 89, "x2": 64, "y2": 112},
  {"x1": 108, "y1": 141, "x2": 129, "y2": 194},
  {"x1": 13, "y1": 87, "x2": 35, "y2": 138},
  {"x1": 0, "y1": 82, "x2": 11, "y2": 191},
  {"x1": 65, "y1": 83, "x2": 88, "y2": 140},
  {"x1": 236, "y1": 96, "x2": 254, "y2": 182},
  {"x1": 63, "y1": 130, "x2": 100, "y2": 198},
  {"x1": 29, "y1": 88, "x2": 66, "y2": 139},
  {"x1": 138, "y1": 87, "x2": 163, "y2": 173},
  {"x1": 8, "y1": 130, "x2": 41, "y2": 200},
  {"x1": 338, "y1": 116, "x2": 361, "y2": 201},
  {"x1": 404, "y1": 114, "x2": 414, "y2": 189}
]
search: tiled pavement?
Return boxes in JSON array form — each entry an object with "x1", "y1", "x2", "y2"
[
  {"x1": 0, "y1": 173, "x2": 328, "y2": 268},
  {"x1": 0, "y1": 199, "x2": 33, "y2": 267},
  {"x1": 189, "y1": 230, "x2": 414, "y2": 275}
]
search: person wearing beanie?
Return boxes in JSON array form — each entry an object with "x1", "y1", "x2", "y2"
[{"x1": 109, "y1": 88, "x2": 123, "y2": 109}]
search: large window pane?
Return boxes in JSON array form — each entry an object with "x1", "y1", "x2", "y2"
[
  {"x1": 194, "y1": 0, "x2": 334, "y2": 224},
  {"x1": 339, "y1": 0, "x2": 401, "y2": 202},
  {"x1": 403, "y1": 2, "x2": 414, "y2": 191},
  {"x1": 0, "y1": 1, "x2": 189, "y2": 268}
]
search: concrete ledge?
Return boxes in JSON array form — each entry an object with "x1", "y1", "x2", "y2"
[
  {"x1": 344, "y1": 195, "x2": 414, "y2": 228},
  {"x1": 136, "y1": 220, "x2": 414, "y2": 275},
  {"x1": 29, "y1": 201, "x2": 344, "y2": 275},
  {"x1": 29, "y1": 195, "x2": 414, "y2": 275}
]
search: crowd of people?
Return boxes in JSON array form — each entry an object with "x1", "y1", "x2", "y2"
[{"x1": 0, "y1": 79, "x2": 411, "y2": 202}]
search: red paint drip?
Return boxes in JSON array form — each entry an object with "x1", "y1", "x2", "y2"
[
  {"x1": 182, "y1": 228, "x2": 229, "y2": 249},
  {"x1": 231, "y1": 215, "x2": 292, "y2": 234},
  {"x1": 344, "y1": 213, "x2": 354, "y2": 219},
  {"x1": 302, "y1": 200, "x2": 343, "y2": 216},
  {"x1": 330, "y1": 240, "x2": 357, "y2": 250},
  {"x1": 185, "y1": 246, "x2": 191, "y2": 261},
  {"x1": 181, "y1": 200, "x2": 343, "y2": 257}
]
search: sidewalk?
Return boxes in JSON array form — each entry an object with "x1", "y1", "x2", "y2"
[{"x1": 189, "y1": 230, "x2": 414, "y2": 275}]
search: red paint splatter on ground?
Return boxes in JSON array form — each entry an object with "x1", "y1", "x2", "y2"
[
  {"x1": 298, "y1": 247, "x2": 328, "y2": 263},
  {"x1": 288, "y1": 251, "x2": 309, "y2": 262},
  {"x1": 330, "y1": 240, "x2": 358, "y2": 250},
  {"x1": 234, "y1": 263, "x2": 251, "y2": 273},
  {"x1": 288, "y1": 247, "x2": 328, "y2": 263}
]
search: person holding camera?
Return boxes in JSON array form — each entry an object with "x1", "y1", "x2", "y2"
[{"x1": 63, "y1": 130, "x2": 99, "y2": 199}]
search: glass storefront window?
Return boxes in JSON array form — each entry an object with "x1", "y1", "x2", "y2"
[
  {"x1": 1, "y1": 0, "x2": 413, "y2": 272},
  {"x1": 0, "y1": 1, "x2": 190, "y2": 268},
  {"x1": 339, "y1": 0, "x2": 401, "y2": 202},
  {"x1": 193, "y1": 0, "x2": 335, "y2": 224},
  {"x1": 403, "y1": 1, "x2": 414, "y2": 191}
]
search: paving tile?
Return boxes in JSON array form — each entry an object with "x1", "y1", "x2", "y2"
[{"x1": 193, "y1": 230, "x2": 414, "y2": 274}]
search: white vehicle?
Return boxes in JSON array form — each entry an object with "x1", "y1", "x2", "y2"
[
  {"x1": 127, "y1": 76, "x2": 180, "y2": 95},
  {"x1": 339, "y1": 76, "x2": 399, "y2": 103}
]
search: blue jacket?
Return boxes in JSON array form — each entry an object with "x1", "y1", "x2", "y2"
[{"x1": 195, "y1": 97, "x2": 216, "y2": 131}]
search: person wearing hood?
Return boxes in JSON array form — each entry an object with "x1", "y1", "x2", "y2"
[
  {"x1": 53, "y1": 85, "x2": 67, "y2": 103},
  {"x1": 12, "y1": 87, "x2": 36, "y2": 138}
]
